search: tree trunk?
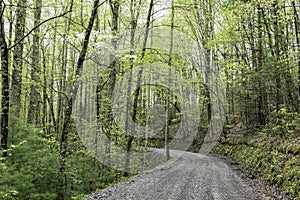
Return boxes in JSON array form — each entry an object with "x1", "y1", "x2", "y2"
[
  {"x1": 0, "y1": 1, "x2": 10, "y2": 157},
  {"x1": 273, "y1": 0, "x2": 283, "y2": 111},
  {"x1": 101, "y1": 0, "x2": 120, "y2": 167},
  {"x1": 124, "y1": 0, "x2": 141, "y2": 176},
  {"x1": 124, "y1": 0, "x2": 154, "y2": 175},
  {"x1": 57, "y1": 0, "x2": 99, "y2": 199},
  {"x1": 28, "y1": 0, "x2": 42, "y2": 124},
  {"x1": 11, "y1": 0, "x2": 27, "y2": 117},
  {"x1": 50, "y1": 20, "x2": 58, "y2": 133},
  {"x1": 292, "y1": 0, "x2": 300, "y2": 111},
  {"x1": 42, "y1": 49, "x2": 48, "y2": 135},
  {"x1": 257, "y1": 4, "x2": 265, "y2": 125},
  {"x1": 141, "y1": 0, "x2": 154, "y2": 59},
  {"x1": 165, "y1": 0, "x2": 175, "y2": 161}
]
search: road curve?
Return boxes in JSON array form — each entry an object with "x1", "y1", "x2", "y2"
[{"x1": 85, "y1": 149, "x2": 264, "y2": 200}]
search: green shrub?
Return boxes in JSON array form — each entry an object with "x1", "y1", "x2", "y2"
[{"x1": 0, "y1": 117, "x2": 126, "y2": 200}]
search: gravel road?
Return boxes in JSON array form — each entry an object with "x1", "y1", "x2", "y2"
[{"x1": 85, "y1": 149, "x2": 266, "y2": 200}]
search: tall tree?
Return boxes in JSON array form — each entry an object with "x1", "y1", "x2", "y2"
[
  {"x1": 124, "y1": 0, "x2": 144, "y2": 176},
  {"x1": 291, "y1": 0, "x2": 300, "y2": 110},
  {"x1": 58, "y1": 0, "x2": 100, "y2": 198},
  {"x1": 165, "y1": 0, "x2": 175, "y2": 161},
  {"x1": 0, "y1": 0, "x2": 9, "y2": 157},
  {"x1": 257, "y1": 2, "x2": 266, "y2": 125},
  {"x1": 28, "y1": 0, "x2": 42, "y2": 124},
  {"x1": 10, "y1": 0, "x2": 27, "y2": 116}
]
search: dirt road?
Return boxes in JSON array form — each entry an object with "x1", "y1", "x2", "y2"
[{"x1": 85, "y1": 149, "x2": 265, "y2": 200}]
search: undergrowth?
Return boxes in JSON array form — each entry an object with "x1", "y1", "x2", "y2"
[{"x1": 213, "y1": 133, "x2": 300, "y2": 199}]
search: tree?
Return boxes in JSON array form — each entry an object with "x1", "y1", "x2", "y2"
[
  {"x1": 28, "y1": 0, "x2": 42, "y2": 124},
  {"x1": 10, "y1": 0, "x2": 27, "y2": 116},
  {"x1": 58, "y1": 0, "x2": 100, "y2": 198},
  {"x1": 0, "y1": 0, "x2": 9, "y2": 158},
  {"x1": 291, "y1": 0, "x2": 300, "y2": 110}
]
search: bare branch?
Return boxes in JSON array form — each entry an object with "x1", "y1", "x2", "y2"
[
  {"x1": 0, "y1": 0, "x2": 6, "y2": 21},
  {"x1": 96, "y1": 0, "x2": 108, "y2": 10},
  {"x1": 8, "y1": 9, "x2": 72, "y2": 50}
]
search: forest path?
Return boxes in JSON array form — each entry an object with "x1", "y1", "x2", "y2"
[{"x1": 85, "y1": 149, "x2": 266, "y2": 200}]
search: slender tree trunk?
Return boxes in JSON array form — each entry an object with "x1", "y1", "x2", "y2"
[
  {"x1": 273, "y1": 0, "x2": 283, "y2": 111},
  {"x1": 11, "y1": 0, "x2": 27, "y2": 117},
  {"x1": 57, "y1": 0, "x2": 99, "y2": 199},
  {"x1": 165, "y1": 0, "x2": 175, "y2": 161},
  {"x1": 262, "y1": 8, "x2": 279, "y2": 119},
  {"x1": 102, "y1": 0, "x2": 120, "y2": 166},
  {"x1": 28, "y1": 0, "x2": 42, "y2": 124},
  {"x1": 124, "y1": 0, "x2": 142, "y2": 176},
  {"x1": 50, "y1": 20, "x2": 58, "y2": 133},
  {"x1": 257, "y1": 4, "x2": 265, "y2": 125},
  {"x1": 141, "y1": 0, "x2": 154, "y2": 59},
  {"x1": 124, "y1": 0, "x2": 154, "y2": 174},
  {"x1": 0, "y1": 1, "x2": 10, "y2": 157},
  {"x1": 42, "y1": 49, "x2": 48, "y2": 135},
  {"x1": 57, "y1": 13, "x2": 71, "y2": 136},
  {"x1": 292, "y1": 0, "x2": 300, "y2": 111}
]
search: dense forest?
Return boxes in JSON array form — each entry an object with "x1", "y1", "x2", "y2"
[{"x1": 0, "y1": 0, "x2": 299, "y2": 199}]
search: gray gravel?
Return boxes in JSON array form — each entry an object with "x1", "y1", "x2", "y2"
[{"x1": 85, "y1": 149, "x2": 265, "y2": 200}]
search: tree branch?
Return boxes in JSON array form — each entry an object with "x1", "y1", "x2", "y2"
[
  {"x1": 0, "y1": 0, "x2": 6, "y2": 22},
  {"x1": 96, "y1": 0, "x2": 108, "y2": 10},
  {"x1": 0, "y1": 1, "x2": 7, "y2": 46},
  {"x1": 8, "y1": 9, "x2": 72, "y2": 50}
]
